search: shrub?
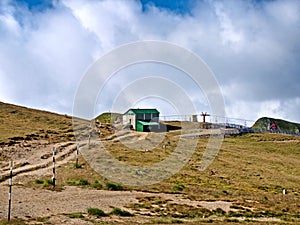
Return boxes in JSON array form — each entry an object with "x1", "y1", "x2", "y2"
[
  {"x1": 92, "y1": 180, "x2": 103, "y2": 190},
  {"x1": 35, "y1": 179, "x2": 44, "y2": 184},
  {"x1": 67, "y1": 178, "x2": 90, "y2": 186},
  {"x1": 172, "y1": 183, "x2": 185, "y2": 192},
  {"x1": 213, "y1": 208, "x2": 226, "y2": 215},
  {"x1": 110, "y1": 207, "x2": 133, "y2": 217},
  {"x1": 78, "y1": 179, "x2": 89, "y2": 186},
  {"x1": 105, "y1": 182, "x2": 123, "y2": 191},
  {"x1": 43, "y1": 179, "x2": 53, "y2": 187},
  {"x1": 67, "y1": 179, "x2": 76, "y2": 185},
  {"x1": 67, "y1": 213, "x2": 84, "y2": 218},
  {"x1": 74, "y1": 163, "x2": 82, "y2": 169},
  {"x1": 87, "y1": 208, "x2": 106, "y2": 217}
]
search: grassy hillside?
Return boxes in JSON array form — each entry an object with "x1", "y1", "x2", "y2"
[
  {"x1": 95, "y1": 112, "x2": 122, "y2": 124},
  {"x1": 48, "y1": 132, "x2": 300, "y2": 224},
  {"x1": 252, "y1": 117, "x2": 300, "y2": 134},
  {"x1": 0, "y1": 102, "x2": 74, "y2": 144},
  {"x1": 0, "y1": 102, "x2": 300, "y2": 223}
]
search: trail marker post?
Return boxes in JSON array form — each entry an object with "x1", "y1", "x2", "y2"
[
  {"x1": 8, "y1": 160, "x2": 14, "y2": 222},
  {"x1": 76, "y1": 143, "x2": 79, "y2": 168},
  {"x1": 88, "y1": 132, "x2": 91, "y2": 149},
  {"x1": 52, "y1": 147, "x2": 56, "y2": 188}
]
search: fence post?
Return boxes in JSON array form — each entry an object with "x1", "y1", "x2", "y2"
[
  {"x1": 52, "y1": 147, "x2": 56, "y2": 188},
  {"x1": 8, "y1": 160, "x2": 13, "y2": 222}
]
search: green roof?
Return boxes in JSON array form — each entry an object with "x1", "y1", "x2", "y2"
[
  {"x1": 124, "y1": 108, "x2": 159, "y2": 115},
  {"x1": 137, "y1": 121, "x2": 160, "y2": 126}
]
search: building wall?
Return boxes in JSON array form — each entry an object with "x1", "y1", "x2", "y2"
[
  {"x1": 123, "y1": 114, "x2": 136, "y2": 129},
  {"x1": 136, "y1": 121, "x2": 144, "y2": 132}
]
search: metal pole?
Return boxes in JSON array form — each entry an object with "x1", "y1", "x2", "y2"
[
  {"x1": 76, "y1": 143, "x2": 79, "y2": 168},
  {"x1": 8, "y1": 160, "x2": 13, "y2": 222},
  {"x1": 88, "y1": 132, "x2": 91, "y2": 149},
  {"x1": 52, "y1": 147, "x2": 56, "y2": 188}
]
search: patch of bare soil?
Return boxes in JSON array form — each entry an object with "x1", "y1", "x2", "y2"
[
  {"x1": 0, "y1": 185, "x2": 235, "y2": 224},
  {"x1": 0, "y1": 140, "x2": 79, "y2": 183},
  {"x1": 0, "y1": 186, "x2": 140, "y2": 219}
]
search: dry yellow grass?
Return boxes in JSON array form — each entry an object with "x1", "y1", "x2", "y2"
[
  {"x1": 1, "y1": 102, "x2": 300, "y2": 224},
  {"x1": 0, "y1": 102, "x2": 74, "y2": 144}
]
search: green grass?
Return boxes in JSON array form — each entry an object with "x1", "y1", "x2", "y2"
[
  {"x1": 35, "y1": 178, "x2": 54, "y2": 187},
  {"x1": 105, "y1": 182, "x2": 123, "y2": 191},
  {"x1": 66, "y1": 213, "x2": 84, "y2": 218},
  {"x1": 67, "y1": 178, "x2": 90, "y2": 186},
  {"x1": 172, "y1": 183, "x2": 185, "y2": 192},
  {"x1": 110, "y1": 208, "x2": 133, "y2": 217},
  {"x1": 87, "y1": 208, "x2": 107, "y2": 217}
]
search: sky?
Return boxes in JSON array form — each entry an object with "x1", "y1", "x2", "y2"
[{"x1": 0, "y1": 0, "x2": 299, "y2": 124}]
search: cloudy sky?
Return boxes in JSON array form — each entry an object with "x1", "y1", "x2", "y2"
[{"x1": 0, "y1": 0, "x2": 299, "y2": 124}]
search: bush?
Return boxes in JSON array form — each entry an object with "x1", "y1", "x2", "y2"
[
  {"x1": 67, "y1": 213, "x2": 84, "y2": 218},
  {"x1": 110, "y1": 207, "x2": 133, "y2": 217},
  {"x1": 105, "y1": 182, "x2": 123, "y2": 191},
  {"x1": 35, "y1": 179, "x2": 53, "y2": 187},
  {"x1": 43, "y1": 179, "x2": 54, "y2": 187},
  {"x1": 35, "y1": 179, "x2": 44, "y2": 184},
  {"x1": 67, "y1": 178, "x2": 90, "y2": 186},
  {"x1": 87, "y1": 208, "x2": 106, "y2": 217},
  {"x1": 78, "y1": 179, "x2": 89, "y2": 186},
  {"x1": 92, "y1": 180, "x2": 103, "y2": 190},
  {"x1": 172, "y1": 183, "x2": 185, "y2": 192},
  {"x1": 74, "y1": 163, "x2": 82, "y2": 169},
  {"x1": 213, "y1": 208, "x2": 226, "y2": 215}
]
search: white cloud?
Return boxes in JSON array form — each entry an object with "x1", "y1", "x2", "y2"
[{"x1": 0, "y1": 0, "x2": 299, "y2": 123}]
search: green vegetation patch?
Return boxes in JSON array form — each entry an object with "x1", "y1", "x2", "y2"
[
  {"x1": 87, "y1": 208, "x2": 107, "y2": 217},
  {"x1": 66, "y1": 213, "x2": 84, "y2": 219},
  {"x1": 67, "y1": 178, "x2": 90, "y2": 186},
  {"x1": 105, "y1": 182, "x2": 123, "y2": 191},
  {"x1": 110, "y1": 207, "x2": 134, "y2": 217}
]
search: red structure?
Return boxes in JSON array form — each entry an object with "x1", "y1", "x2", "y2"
[{"x1": 201, "y1": 112, "x2": 210, "y2": 123}]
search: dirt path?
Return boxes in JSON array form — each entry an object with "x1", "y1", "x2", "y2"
[
  {"x1": 0, "y1": 142, "x2": 78, "y2": 183},
  {"x1": 0, "y1": 185, "x2": 234, "y2": 222},
  {"x1": 0, "y1": 185, "x2": 141, "y2": 219}
]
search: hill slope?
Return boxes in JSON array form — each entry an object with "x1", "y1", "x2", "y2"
[
  {"x1": 252, "y1": 117, "x2": 300, "y2": 134},
  {"x1": 0, "y1": 102, "x2": 74, "y2": 144},
  {"x1": 0, "y1": 102, "x2": 300, "y2": 224},
  {"x1": 95, "y1": 112, "x2": 122, "y2": 124}
]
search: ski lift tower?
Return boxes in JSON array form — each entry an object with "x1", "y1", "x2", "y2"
[{"x1": 201, "y1": 112, "x2": 210, "y2": 123}]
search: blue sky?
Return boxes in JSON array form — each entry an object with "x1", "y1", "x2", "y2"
[
  {"x1": 140, "y1": 0, "x2": 194, "y2": 14},
  {"x1": 18, "y1": 0, "x2": 193, "y2": 13},
  {"x1": 1, "y1": 0, "x2": 300, "y2": 123},
  {"x1": 13, "y1": 0, "x2": 54, "y2": 10}
]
